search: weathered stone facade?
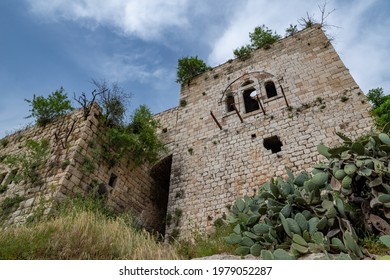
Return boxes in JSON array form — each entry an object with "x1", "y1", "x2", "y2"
[
  {"x1": 155, "y1": 25, "x2": 373, "y2": 237},
  {"x1": 0, "y1": 26, "x2": 374, "y2": 239},
  {"x1": 0, "y1": 105, "x2": 168, "y2": 232}
]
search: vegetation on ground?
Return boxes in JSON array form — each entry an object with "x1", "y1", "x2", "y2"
[
  {"x1": 0, "y1": 194, "x2": 179, "y2": 260},
  {"x1": 175, "y1": 221, "x2": 236, "y2": 259}
]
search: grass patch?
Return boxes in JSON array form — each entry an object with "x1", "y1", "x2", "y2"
[
  {"x1": 0, "y1": 192, "x2": 238, "y2": 260},
  {"x1": 175, "y1": 222, "x2": 236, "y2": 259},
  {"x1": 361, "y1": 235, "x2": 389, "y2": 256},
  {"x1": 0, "y1": 194, "x2": 179, "y2": 260},
  {"x1": 0, "y1": 195, "x2": 24, "y2": 220}
]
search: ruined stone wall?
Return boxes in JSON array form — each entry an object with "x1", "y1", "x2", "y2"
[
  {"x1": 0, "y1": 108, "x2": 87, "y2": 224},
  {"x1": 0, "y1": 105, "x2": 166, "y2": 232},
  {"x1": 155, "y1": 26, "x2": 374, "y2": 238}
]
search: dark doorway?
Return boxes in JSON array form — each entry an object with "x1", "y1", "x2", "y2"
[{"x1": 150, "y1": 154, "x2": 173, "y2": 235}]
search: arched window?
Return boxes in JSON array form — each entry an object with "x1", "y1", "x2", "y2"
[
  {"x1": 243, "y1": 88, "x2": 260, "y2": 113},
  {"x1": 226, "y1": 94, "x2": 235, "y2": 112},
  {"x1": 265, "y1": 81, "x2": 277, "y2": 98}
]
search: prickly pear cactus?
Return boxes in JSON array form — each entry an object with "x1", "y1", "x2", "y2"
[
  {"x1": 225, "y1": 168, "x2": 363, "y2": 259},
  {"x1": 226, "y1": 125, "x2": 390, "y2": 259},
  {"x1": 316, "y1": 128, "x2": 390, "y2": 234}
]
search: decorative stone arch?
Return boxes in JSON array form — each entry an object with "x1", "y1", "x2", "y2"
[
  {"x1": 219, "y1": 71, "x2": 276, "y2": 114},
  {"x1": 240, "y1": 80, "x2": 260, "y2": 113}
]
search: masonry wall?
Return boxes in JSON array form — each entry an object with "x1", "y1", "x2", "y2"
[
  {"x1": 0, "y1": 109, "x2": 87, "y2": 224},
  {"x1": 155, "y1": 25, "x2": 374, "y2": 238},
  {"x1": 0, "y1": 106, "x2": 166, "y2": 232}
]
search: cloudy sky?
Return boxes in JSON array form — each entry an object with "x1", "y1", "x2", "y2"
[{"x1": 0, "y1": 0, "x2": 389, "y2": 137}]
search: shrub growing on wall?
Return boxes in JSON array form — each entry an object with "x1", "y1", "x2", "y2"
[
  {"x1": 103, "y1": 105, "x2": 166, "y2": 167},
  {"x1": 176, "y1": 56, "x2": 210, "y2": 85},
  {"x1": 25, "y1": 88, "x2": 73, "y2": 126},
  {"x1": 4, "y1": 139, "x2": 49, "y2": 184},
  {"x1": 233, "y1": 25, "x2": 281, "y2": 60}
]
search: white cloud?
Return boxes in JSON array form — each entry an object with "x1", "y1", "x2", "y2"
[
  {"x1": 207, "y1": 0, "x2": 390, "y2": 95},
  {"x1": 27, "y1": 0, "x2": 190, "y2": 40},
  {"x1": 207, "y1": 0, "x2": 315, "y2": 66},
  {"x1": 89, "y1": 53, "x2": 174, "y2": 85},
  {"x1": 330, "y1": 0, "x2": 390, "y2": 94}
]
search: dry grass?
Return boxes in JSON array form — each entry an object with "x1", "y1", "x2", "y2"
[{"x1": 0, "y1": 204, "x2": 179, "y2": 260}]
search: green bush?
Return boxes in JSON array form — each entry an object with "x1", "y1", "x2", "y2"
[
  {"x1": 366, "y1": 87, "x2": 390, "y2": 128},
  {"x1": 233, "y1": 45, "x2": 253, "y2": 60},
  {"x1": 4, "y1": 139, "x2": 49, "y2": 184},
  {"x1": 233, "y1": 25, "x2": 281, "y2": 59},
  {"x1": 25, "y1": 88, "x2": 73, "y2": 126},
  {"x1": 249, "y1": 25, "x2": 281, "y2": 50},
  {"x1": 176, "y1": 56, "x2": 210, "y2": 84},
  {"x1": 102, "y1": 105, "x2": 166, "y2": 167}
]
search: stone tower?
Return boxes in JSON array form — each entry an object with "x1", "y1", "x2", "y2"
[{"x1": 155, "y1": 25, "x2": 373, "y2": 238}]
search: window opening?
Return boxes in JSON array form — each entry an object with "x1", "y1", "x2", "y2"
[
  {"x1": 226, "y1": 94, "x2": 235, "y2": 112},
  {"x1": 108, "y1": 173, "x2": 118, "y2": 188},
  {"x1": 243, "y1": 88, "x2": 260, "y2": 113},
  {"x1": 263, "y1": 136, "x2": 283, "y2": 153},
  {"x1": 265, "y1": 81, "x2": 277, "y2": 98}
]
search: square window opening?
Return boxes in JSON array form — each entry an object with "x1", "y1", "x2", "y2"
[
  {"x1": 108, "y1": 173, "x2": 118, "y2": 188},
  {"x1": 263, "y1": 136, "x2": 283, "y2": 153}
]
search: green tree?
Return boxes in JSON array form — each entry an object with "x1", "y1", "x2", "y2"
[
  {"x1": 367, "y1": 87, "x2": 390, "y2": 128},
  {"x1": 92, "y1": 80, "x2": 131, "y2": 127},
  {"x1": 233, "y1": 25, "x2": 281, "y2": 59},
  {"x1": 25, "y1": 88, "x2": 73, "y2": 126},
  {"x1": 127, "y1": 105, "x2": 166, "y2": 165},
  {"x1": 249, "y1": 25, "x2": 281, "y2": 49},
  {"x1": 104, "y1": 105, "x2": 166, "y2": 167},
  {"x1": 233, "y1": 45, "x2": 253, "y2": 60},
  {"x1": 176, "y1": 56, "x2": 210, "y2": 84},
  {"x1": 367, "y1": 87, "x2": 387, "y2": 109}
]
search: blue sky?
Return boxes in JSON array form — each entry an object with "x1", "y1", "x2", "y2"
[{"x1": 0, "y1": 0, "x2": 389, "y2": 137}]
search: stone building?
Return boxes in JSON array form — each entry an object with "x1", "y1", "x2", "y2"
[
  {"x1": 154, "y1": 25, "x2": 373, "y2": 237},
  {"x1": 0, "y1": 106, "x2": 168, "y2": 233},
  {"x1": 0, "y1": 25, "x2": 373, "y2": 238}
]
